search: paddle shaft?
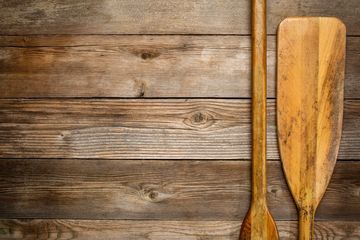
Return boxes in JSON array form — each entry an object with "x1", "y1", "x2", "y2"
[
  {"x1": 239, "y1": 2, "x2": 280, "y2": 239},
  {"x1": 299, "y1": 209, "x2": 315, "y2": 240},
  {"x1": 251, "y1": 0, "x2": 267, "y2": 206}
]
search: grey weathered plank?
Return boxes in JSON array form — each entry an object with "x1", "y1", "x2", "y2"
[
  {"x1": 0, "y1": 36, "x2": 359, "y2": 98},
  {"x1": 0, "y1": 0, "x2": 359, "y2": 35},
  {"x1": 0, "y1": 220, "x2": 359, "y2": 240},
  {"x1": 0, "y1": 99, "x2": 358, "y2": 160},
  {"x1": 0, "y1": 160, "x2": 358, "y2": 220}
]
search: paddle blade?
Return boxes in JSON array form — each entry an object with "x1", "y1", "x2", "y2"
[
  {"x1": 277, "y1": 17, "x2": 346, "y2": 209},
  {"x1": 239, "y1": 208, "x2": 279, "y2": 240}
]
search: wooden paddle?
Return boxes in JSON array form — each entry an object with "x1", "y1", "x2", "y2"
[
  {"x1": 239, "y1": 0, "x2": 279, "y2": 239},
  {"x1": 277, "y1": 17, "x2": 346, "y2": 240}
]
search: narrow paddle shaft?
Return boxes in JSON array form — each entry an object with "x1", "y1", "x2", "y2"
[
  {"x1": 251, "y1": 0, "x2": 267, "y2": 204},
  {"x1": 239, "y1": 1, "x2": 279, "y2": 239},
  {"x1": 299, "y1": 209, "x2": 315, "y2": 240}
]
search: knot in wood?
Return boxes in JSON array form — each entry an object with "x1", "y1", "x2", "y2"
[
  {"x1": 140, "y1": 51, "x2": 160, "y2": 60},
  {"x1": 138, "y1": 185, "x2": 161, "y2": 203},
  {"x1": 193, "y1": 112, "x2": 206, "y2": 123},
  {"x1": 269, "y1": 186, "x2": 282, "y2": 197},
  {"x1": 184, "y1": 111, "x2": 215, "y2": 129},
  {"x1": 148, "y1": 191, "x2": 158, "y2": 200}
]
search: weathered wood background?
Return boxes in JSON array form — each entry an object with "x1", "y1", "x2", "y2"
[{"x1": 0, "y1": 1, "x2": 359, "y2": 239}]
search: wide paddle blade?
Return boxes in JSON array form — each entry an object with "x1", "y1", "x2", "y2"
[{"x1": 277, "y1": 17, "x2": 346, "y2": 240}]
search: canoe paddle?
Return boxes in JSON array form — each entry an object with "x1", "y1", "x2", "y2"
[
  {"x1": 277, "y1": 17, "x2": 346, "y2": 240},
  {"x1": 239, "y1": 0, "x2": 279, "y2": 239}
]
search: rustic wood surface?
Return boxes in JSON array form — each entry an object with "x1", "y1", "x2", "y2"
[
  {"x1": 0, "y1": 159, "x2": 358, "y2": 220},
  {"x1": 0, "y1": 0, "x2": 359, "y2": 35},
  {"x1": 0, "y1": 220, "x2": 359, "y2": 240},
  {"x1": 0, "y1": 1, "x2": 359, "y2": 239},
  {"x1": 0, "y1": 36, "x2": 359, "y2": 98},
  {"x1": 0, "y1": 99, "x2": 358, "y2": 160},
  {"x1": 278, "y1": 17, "x2": 346, "y2": 240}
]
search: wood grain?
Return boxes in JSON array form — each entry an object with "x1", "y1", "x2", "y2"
[
  {"x1": 0, "y1": 220, "x2": 359, "y2": 240},
  {"x1": 240, "y1": 0, "x2": 279, "y2": 239},
  {"x1": 0, "y1": 36, "x2": 359, "y2": 98},
  {"x1": 0, "y1": 160, "x2": 358, "y2": 220},
  {"x1": 0, "y1": 1, "x2": 357, "y2": 236},
  {"x1": 278, "y1": 17, "x2": 346, "y2": 240},
  {"x1": 0, "y1": 0, "x2": 358, "y2": 35},
  {"x1": 0, "y1": 99, "x2": 358, "y2": 160}
]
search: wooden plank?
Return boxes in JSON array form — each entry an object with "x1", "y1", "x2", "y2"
[
  {"x1": 0, "y1": 160, "x2": 358, "y2": 220},
  {"x1": 0, "y1": 36, "x2": 359, "y2": 98},
  {"x1": 0, "y1": 99, "x2": 358, "y2": 160},
  {"x1": 0, "y1": 220, "x2": 359, "y2": 240},
  {"x1": 0, "y1": 0, "x2": 359, "y2": 35}
]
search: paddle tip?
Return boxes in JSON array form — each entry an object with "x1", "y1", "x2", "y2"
[{"x1": 278, "y1": 17, "x2": 346, "y2": 34}]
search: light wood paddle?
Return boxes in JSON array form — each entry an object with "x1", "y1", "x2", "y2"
[
  {"x1": 239, "y1": 0, "x2": 279, "y2": 239},
  {"x1": 277, "y1": 17, "x2": 346, "y2": 240}
]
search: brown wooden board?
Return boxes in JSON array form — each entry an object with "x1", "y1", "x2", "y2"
[
  {"x1": 0, "y1": 220, "x2": 359, "y2": 240},
  {"x1": 0, "y1": 99, "x2": 358, "y2": 160},
  {"x1": 0, "y1": 36, "x2": 358, "y2": 98},
  {"x1": 0, "y1": 0, "x2": 359, "y2": 35},
  {"x1": 0, "y1": 160, "x2": 358, "y2": 220},
  {"x1": 0, "y1": 0, "x2": 358, "y2": 236}
]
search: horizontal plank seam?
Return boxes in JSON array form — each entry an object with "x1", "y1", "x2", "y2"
[
  {"x1": 0, "y1": 219, "x2": 359, "y2": 223},
  {"x1": 0, "y1": 33, "x2": 255, "y2": 37},
  {"x1": 0, "y1": 217, "x2": 357, "y2": 221},
  {"x1": 0, "y1": 97, "x2": 359, "y2": 100},
  {"x1": 0, "y1": 34, "x2": 359, "y2": 37},
  {"x1": 0, "y1": 97, "x2": 257, "y2": 100},
  {"x1": 0, "y1": 158, "x2": 358, "y2": 162}
]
